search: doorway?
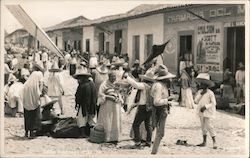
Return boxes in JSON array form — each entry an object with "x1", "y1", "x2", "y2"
[
  {"x1": 178, "y1": 31, "x2": 194, "y2": 75},
  {"x1": 226, "y1": 27, "x2": 245, "y2": 74},
  {"x1": 115, "y1": 30, "x2": 122, "y2": 55},
  {"x1": 133, "y1": 35, "x2": 140, "y2": 63}
]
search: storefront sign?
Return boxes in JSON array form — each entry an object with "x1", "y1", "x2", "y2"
[
  {"x1": 224, "y1": 21, "x2": 245, "y2": 27},
  {"x1": 166, "y1": 5, "x2": 244, "y2": 23},
  {"x1": 196, "y1": 23, "x2": 222, "y2": 71}
]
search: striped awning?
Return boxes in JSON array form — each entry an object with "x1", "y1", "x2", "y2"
[{"x1": 6, "y1": 5, "x2": 64, "y2": 58}]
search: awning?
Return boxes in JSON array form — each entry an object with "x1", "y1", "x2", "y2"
[{"x1": 6, "y1": 5, "x2": 64, "y2": 58}]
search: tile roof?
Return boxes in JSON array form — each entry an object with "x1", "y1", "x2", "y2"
[
  {"x1": 45, "y1": 15, "x2": 92, "y2": 31},
  {"x1": 45, "y1": 4, "x2": 194, "y2": 31}
]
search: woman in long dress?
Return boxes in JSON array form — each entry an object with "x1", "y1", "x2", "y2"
[
  {"x1": 179, "y1": 68, "x2": 194, "y2": 109},
  {"x1": 22, "y1": 62, "x2": 44, "y2": 138},
  {"x1": 97, "y1": 72, "x2": 123, "y2": 143}
]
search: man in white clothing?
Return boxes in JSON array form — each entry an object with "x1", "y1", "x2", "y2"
[{"x1": 194, "y1": 73, "x2": 217, "y2": 149}]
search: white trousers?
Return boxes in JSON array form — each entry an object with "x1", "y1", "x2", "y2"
[
  {"x1": 76, "y1": 106, "x2": 96, "y2": 128},
  {"x1": 199, "y1": 116, "x2": 216, "y2": 137}
]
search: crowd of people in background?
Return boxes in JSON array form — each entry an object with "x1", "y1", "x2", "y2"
[{"x1": 3, "y1": 41, "x2": 245, "y2": 154}]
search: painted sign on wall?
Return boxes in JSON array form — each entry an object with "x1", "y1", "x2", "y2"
[
  {"x1": 196, "y1": 23, "x2": 222, "y2": 72},
  {"x1": 166, "y1": 4, "x2": 244, "y2": 24}
]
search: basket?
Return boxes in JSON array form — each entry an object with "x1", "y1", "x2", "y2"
[{"x1": 89, "y1": 124, "x2": 105, "y2": 143}]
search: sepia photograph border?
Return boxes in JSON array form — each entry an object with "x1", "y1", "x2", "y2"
[{"x1": 0, "y1": 0, "x2": 249, "y2": 157}]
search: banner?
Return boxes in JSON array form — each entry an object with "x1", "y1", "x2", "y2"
[{"x1": 196, "y1": 22, "x2": 222, "y2": 71}]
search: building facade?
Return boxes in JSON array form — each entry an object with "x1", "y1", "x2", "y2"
[{"x1": 163, "y1": 4, "x2": 245, "y2": 80}]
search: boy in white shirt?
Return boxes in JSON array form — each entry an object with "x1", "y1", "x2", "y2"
[{"x1": 194, "y1": 73, "x2": 217, "y2": 149}]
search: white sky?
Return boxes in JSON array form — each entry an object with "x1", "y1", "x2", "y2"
[{"x1": 2, "y1": 0, "x2": 175, "y2": 34}]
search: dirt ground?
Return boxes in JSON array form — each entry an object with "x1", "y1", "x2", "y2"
[{"x1": 4, "y1": 70, "x2": 246, "y2": 157}]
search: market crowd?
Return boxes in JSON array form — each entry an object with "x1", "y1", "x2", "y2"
[{"x1": 4, "y1": 43, "x2": 245, "y2": 154}]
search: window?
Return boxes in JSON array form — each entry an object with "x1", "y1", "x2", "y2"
[
  {"x1": 86, "y1": 39, "x2": 90, "y2": 52},
  {"x1": 226, "y1": 27, "x2": 245, "y2": 73},
  {"x1": 133, "y1": 35, "x2": 140, "y2": 61},
  {"x1": 115, "y1": 30, "x2": 122, "y2": 55},
  {"x1": 144, "y1": 34, "x2": 153, "y2": 58},
  {"x1": 106, "y1": 42, "x2": 110, "y2": 54},
  {"x1": 78, "y1": 40, "x2": 82, "y2": 52},
  {"x1": 64, "y1": 41, "x2": 67, "y2": 51},
  {"x1": 99, "y1": 33, "x2": 105, "y2": 53},
  {"x1": 55, "y1": 37, "x2": 58, "y2": 46}
]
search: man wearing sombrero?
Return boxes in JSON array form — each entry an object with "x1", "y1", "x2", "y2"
[
  {"x1": 150, "y1": 66, "x2": 176, "y2": 154},
  {"x1": 47, "y1": 62, "x2": 65, "y2": 116},
  {"x1": 194, "y1": 73, "x2": 217, "y2": 149},
  {"x1": 123, "y1": 69, "x2": 156, "y2": 148},
  {"x1": 74, "y1": 69, "x2": 97, "y2": 138}
]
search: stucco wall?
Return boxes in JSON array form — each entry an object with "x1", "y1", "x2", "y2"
[
  {"x1": 164, "y1": 4, "x2": 245, "y2": 80},
  {"x1": 127, "y1": 13, "x2": 164, "y2": 66}
]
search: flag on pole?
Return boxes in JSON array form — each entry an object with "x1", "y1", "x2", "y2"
[{"x1": 143, "y1": 39, "x2": 171, "y2": 65}]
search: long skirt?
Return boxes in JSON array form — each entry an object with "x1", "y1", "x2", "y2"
[
  {"x1": 69, "y1": 64, "x2": 76, "y2": 76},
  {"x1": 180, "y1": 88, "x2": 194, "y2": 109},
  {"x1": 97, "y1": 100, "x2": 122, "y2": 142},
  {"x1": 4, "y1": 74, "x2": 9, "y2": 85},
  {"x1": 24, "y1": 107, "x2": 41, "y2": 131}
]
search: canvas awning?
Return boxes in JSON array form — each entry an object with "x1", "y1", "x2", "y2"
[{"x1": 6, "y1": 5, "x2": 64, "y2": 58}]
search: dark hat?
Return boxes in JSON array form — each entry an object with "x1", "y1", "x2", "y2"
[
  {"x1": 49, "y1": 62, "x2": 61, "y2": 72},
  {"x1": 73, "y1": 69, "x2": 92, "y2": 79}
]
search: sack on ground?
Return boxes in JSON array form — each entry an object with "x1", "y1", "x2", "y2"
[{"x1": 51, "y1": 117, "x2": 80, "y2": 138}]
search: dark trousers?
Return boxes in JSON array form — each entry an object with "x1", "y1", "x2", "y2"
[
  {"x1": 132, "y1": 105, "x2": 152, "y2": 143},
  {"x1": 69, "y1": 64, "x2": 76, "y2": 76},
  {"x1": 24, "y1": 107, "x2": 41, "y2": 131},
  {"x1": 152, "y1": 106, "x2": 168, "y2": 154}
]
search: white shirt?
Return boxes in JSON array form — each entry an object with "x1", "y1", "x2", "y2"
[
  {"x1": 42, "y1": 52, "x2": 48, "y2": 62},
  {"x1": 151, "y1": 82, "x2": 169, "y2": 106},
  {"x1": 194, "y1": 89, "x2": 216, "y2": 118},
  {"x1": 235, "y1": 70, "x2": 245, "y2": 84},
  {"x1": 126, "y1": 76, "x2": 149, "y2": 105}
]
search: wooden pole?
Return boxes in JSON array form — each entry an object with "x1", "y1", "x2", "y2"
[{"x1": 33, "y1": 26, "x2": 38, "y2": 61}]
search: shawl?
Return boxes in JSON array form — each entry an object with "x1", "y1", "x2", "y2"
[
  {"x1": 75, "y1": 80, "x2": 97, "y2": 117},
  {"x1": 22, "y1": 71, "x2": 43, "y2": 110}
]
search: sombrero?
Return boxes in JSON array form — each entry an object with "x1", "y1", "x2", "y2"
[
  {"x1": 96, "y1": 65, "x2": 108, "y2": 74},
  {"x1": 104, "y1": 60, "x2": 111, "y2": 67},
  {"x1": 195, "y1": 73, "x2": 215, "y2": 88},
  {"x1": 139, "y1": 70, "x2": 157, "y2": 82},
  {"x1": 80, "y1": 61, "x2": 87, "y2": 67},
  {"x1": 73, "y1": 69, "x2": 92, "y2": 79},
  {"x1": 33, "y1": 61, "x2": 45, "y2": 72},
  {"x1": 156, "y1": 69, "x2": 176, "y2": 80},
  {"x1": 49, "y1": 62, "x2": 62, "y2": 72},
  {"x1": 41, "y1": 99, "x2": 58, "y2": 111},
  {"x1": 111, "y1": 57, "x2": 125, "y2": 66}
]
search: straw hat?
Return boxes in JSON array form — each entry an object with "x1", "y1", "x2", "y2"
[
  {"x1": 133, "y1": 59, "x2": 140, "y2": 66},
  {"x1": 49, "y1": 62, "x2": 61, "y2": 72},
  {"x1": 104, "y1": 60, "x2": 111, "y2": 67},
  {"x1": 139, "y1": 70, "x2": 157, "y2": 82},
  {"x1": 8, "y1": 74, "x2": 18, "y2": 82},
  {"x1": 156, "y1": 69, "x2": 176, "y2": 80},
  {"x1": 80, "y1": 61, "x2": 87, "y2": 67},
  {"x1": 96, "y1": 65, "x2": 108, "y2": 74},
  {"x1": 73, "y1": 69, "x2": 91, "y2": 79},
  {"x1": 41, "y1": 99, "x2": 58, "y2": 111},
  {"x1": 33, "y1": 61, "x2": 45, "y2": 72},
  {"x1": 195, "y1": 73, "x2": 215, "y2": 88},
  {"x1": 111, "y1": 57, "x2": 125, "y2": 66}
]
